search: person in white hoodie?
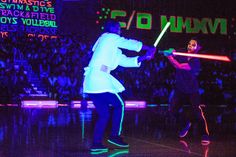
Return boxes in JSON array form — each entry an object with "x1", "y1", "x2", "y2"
[{"x1": 83, "y1": 19, "x2": 156, "y2": 152}]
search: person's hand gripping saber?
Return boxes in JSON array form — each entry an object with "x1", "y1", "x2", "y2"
[
  {"x1": 159, "y1": 48, "x2": 231, "y2": 62},
  {"x1": 153, "y1": 22, "x2": 231, "y2": 62},
  {"x1": 142, "y1": 22, "x2": 170, "y2": 60}
]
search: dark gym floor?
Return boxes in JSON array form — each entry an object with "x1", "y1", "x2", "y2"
[{"x1": 0, "y1": 105, "x2": 235, "y2": 157}]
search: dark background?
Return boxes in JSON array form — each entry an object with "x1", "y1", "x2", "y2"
[{"x1": 57, "y1": 0, "x2": 236, "y2": 54}]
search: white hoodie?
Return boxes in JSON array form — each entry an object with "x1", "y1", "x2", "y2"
[{"x1": 83, "y1": 32, "x2": 143, "y2": 94}]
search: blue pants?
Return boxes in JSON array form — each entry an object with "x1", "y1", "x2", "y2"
[{"x1": 88, "y1": 92, "x2": 125, "y2": 144}]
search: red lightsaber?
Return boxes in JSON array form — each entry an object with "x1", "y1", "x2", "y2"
[
  {"x1": 152, "y1": 22, "x2": 231, "y2": 62},
  {"x1": 173, "y1": 52, "x2": 231, "y2": 62}
]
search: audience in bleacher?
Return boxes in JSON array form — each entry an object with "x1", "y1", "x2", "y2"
[{"x1": 0, "y1": 32, "x2": 235, "y2": 111}]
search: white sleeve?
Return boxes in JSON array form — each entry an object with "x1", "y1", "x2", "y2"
[
  {"x1": 116, "y1": 36, "x2": 143, "y2": 52},
  {"x1": 118, "y1": 54, "x2": 141, "y2": 67}
]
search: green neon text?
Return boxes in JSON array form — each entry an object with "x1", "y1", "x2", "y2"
[
  {"x1": 161, "y1": 16, "x2": 227, "y2": 35},
  {"x1": 109, "y1": 9, "x2": 227, "y2": 35}
]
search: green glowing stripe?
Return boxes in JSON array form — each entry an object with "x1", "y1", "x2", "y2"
[
  {"x1": 115, "y1": 93, "x2": 124, "y2": 135},
  {"x1": 107, "y1": 139, "x2": 129, "y2": 147},
  {"x1": 90, "y1": 149, "x2": 108, "y2": 154},
  {"x1": 81, "y1": 112, "x2": 85, "y2": 140},
  {"x1": 108, "y1": 149, "x2": 129, "y2": 157}
]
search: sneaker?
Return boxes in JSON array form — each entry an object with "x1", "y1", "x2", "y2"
[
  {"x1": 201, "y1": 135, "x2": 210, "y2": 145},
  {"x1": 179, "y1": 122, "x2": 192, "y2": 138},
  {"x1": 107, "y1": 136, "x2": 129, "y2": 148},
  {"x1": 90, "y1": 143, "x2": 108, "y2": 152}
]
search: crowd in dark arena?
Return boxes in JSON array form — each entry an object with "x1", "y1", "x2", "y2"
[
  {"x1": 0, "y1": 0, "x2": 236, "y2": 156},
  {"x1": 0, "y1": 32, "x2": 235, "y2": 110}
]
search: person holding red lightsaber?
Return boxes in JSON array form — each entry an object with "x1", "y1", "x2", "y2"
[{"x1": 164, "y1": 37, "x2": 210, "y2": 145}]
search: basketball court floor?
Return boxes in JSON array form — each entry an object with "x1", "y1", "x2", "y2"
[{"x1": 0, "y1": 105, "x2": 235, "y2": 157}]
